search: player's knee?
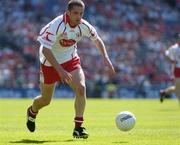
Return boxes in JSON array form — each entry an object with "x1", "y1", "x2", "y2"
[
  {"x1": 41, "y1": 98, "x2": 51, "y2": 106},
  {"x1": 76, "y1": 84, "x2": 86, "y2": 96}
]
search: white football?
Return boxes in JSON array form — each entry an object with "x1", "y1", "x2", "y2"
[{"x1": 115, "y1": 111, "x2": 136, "y2": 131}]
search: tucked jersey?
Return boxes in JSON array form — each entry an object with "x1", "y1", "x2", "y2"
[
  {"x1": 165, "y1": 43, "x2": 180, "y2": 68},
  {"x1": 37, "y1": 13, "x2": 98, "y2": 66}
]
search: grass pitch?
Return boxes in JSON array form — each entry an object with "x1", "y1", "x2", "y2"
[{"x1": 0, "y1": 98, "x2": 180, "y2": 145}]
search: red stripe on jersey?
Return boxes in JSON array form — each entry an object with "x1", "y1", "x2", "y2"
[
  {"x1": 56, "y1": 20, "x2": 63, "y2": 34},
  {"x1": 39, "y1": 26, "x2": 50, "y2": 36},
  {"x1": 62, "y1": 26, "x2": 66, "y2": 34},
  {"x1": 63, "y1": 13, "x2": 66, "y2": 23},
  {"x1": 43, "y1": 32, "x2": 54, "y2": 42},
  {"x1": 78, "y1": 25, "x2": 82, "y2": 36}
]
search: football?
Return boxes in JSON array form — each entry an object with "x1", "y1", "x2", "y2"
[{"x1": 115, "y1": 111, "x2": 136, "y2": 131}]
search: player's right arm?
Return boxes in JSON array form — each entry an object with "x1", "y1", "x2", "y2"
[
  {"x1": 38, "y1": 17, "x2": 72, "y2": 83},
  {"x1": 42, "y1": 47, "x2": 72, "y2": 83}
]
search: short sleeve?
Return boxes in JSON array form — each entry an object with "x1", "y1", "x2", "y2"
[
  {"x1": 81, "y1": 20, "x2": 98, "y2": 41},
  {"x1": 37, "y1": 22, "x2": 57, "y2": 49}
]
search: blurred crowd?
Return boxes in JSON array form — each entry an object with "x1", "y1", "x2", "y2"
[{"x1": 0, "y1": 0, "x2": 179, "y2": 97}]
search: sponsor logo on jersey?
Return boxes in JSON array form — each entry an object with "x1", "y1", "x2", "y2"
[{"x1": 59, "y1": 39, "x2": 76, "y2": 47}]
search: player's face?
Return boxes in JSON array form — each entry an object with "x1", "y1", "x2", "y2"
[{"x1": 68, "y1": 6, "x2": 84, "y2": 25}]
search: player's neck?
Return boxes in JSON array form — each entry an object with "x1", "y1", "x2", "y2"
[
  {"x1": 66, "y1": 13, "x2": 78, "y2": 28},
  {"x1": 69, "y1": 21, "x2": 77, "y2": 27}
]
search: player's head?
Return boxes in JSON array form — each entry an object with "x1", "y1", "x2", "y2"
[{"x1": 67, "y1": 0, "x2": 85, "y2": 25}]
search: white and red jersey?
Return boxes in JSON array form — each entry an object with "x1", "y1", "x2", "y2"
[
  {"x1": 37, "y1": 12, "x2": 98, "y2": 66},
  {"x1": 165, "y1": 43, "x2": 180, "y2": 68}
]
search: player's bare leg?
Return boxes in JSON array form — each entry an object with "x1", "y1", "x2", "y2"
[
  {"x1": 175, "y1": 78, "x2": 180, "y2": 107},
  {"x1": 164, "y1": 86, "x2": 176, "y2": 94},
  {"x1": 26, "y1": 82, "x2": 56, "y2": 132},
  {"x1": 32, "y1": 83, "x2": 56, "y2": 111},
  {"x1": 69, "y1": 68, "x2": 88, "y2": 139}
]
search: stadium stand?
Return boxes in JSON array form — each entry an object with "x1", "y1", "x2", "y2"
[{"x1": 0, "y1": 0, "x2": 179, "y2": 98}]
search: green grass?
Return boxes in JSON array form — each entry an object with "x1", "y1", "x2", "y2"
[{"x1": 0, "y1": 98, "x2": 180, "y2": 145}]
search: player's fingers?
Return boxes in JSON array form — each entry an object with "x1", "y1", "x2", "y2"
[
  {"x1": 107, "y1": 64, "x2": 115, "y2": 75},
  {"x1": 65, "y1": 73, "x2": 72, "y2": 83},
  {"x1": 67, "y1": 73, "x2": 73, "y2": 81}
]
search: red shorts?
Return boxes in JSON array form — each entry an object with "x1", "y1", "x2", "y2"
[
  {"x1": 174, "y1": 67, "x2": 180, "y2": 78},
  {"x1": 40, "y1": 57, "x2": 81, "y2": 84}
]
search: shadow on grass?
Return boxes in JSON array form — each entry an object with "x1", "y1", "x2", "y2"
[
  {"x1": 10, "y1": 139, "x2": 57, "y2": 144},
  {"x1": 10, "y1": 139, "x2": 78, "y2": 144},
  {"x1": 62, "y1": 139, "x2": 74, "y2": 142}
]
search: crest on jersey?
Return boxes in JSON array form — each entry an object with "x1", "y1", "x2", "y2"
[{"x1": 42, "y1": 31, "x2": 54, "y2": 42}]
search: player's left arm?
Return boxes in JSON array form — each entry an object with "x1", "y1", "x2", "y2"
[
  {"x1": 81, "y1": 20, "x2": 115, "y2": 75},
  {"x1": 93, "y1": 36, "x2": 116, "y2": 75}
]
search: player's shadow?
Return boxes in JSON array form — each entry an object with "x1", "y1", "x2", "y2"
[
  {"x1": 10, "y1": 139, "x2": 76, "y2": 144},
  {"x1": 61, "y1": 139, "x2": 74, "y2": 142},
  {"x1": 10, "y1": 139, "x2": 57, "y2": 144}
]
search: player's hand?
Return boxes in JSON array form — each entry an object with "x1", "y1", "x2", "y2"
[
  {"x1": 58, "y1": 69, "x2": 72, "y2": 84},
  {"x1": 103, "y1": 57, "x2": 116, "y2": 76}
]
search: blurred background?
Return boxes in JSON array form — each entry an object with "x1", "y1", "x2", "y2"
[{"x1": 0, "y1": 0, "x2": 179, "y2": 98}]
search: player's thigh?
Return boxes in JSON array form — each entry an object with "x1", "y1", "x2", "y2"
[
  {"x1": 69, "y1": 68, "x2": 86, "y2": 91},
  {"x1": 175, "y1": 78, "x2": 180, "y2": 96},
  {"x1": 40, "y1": 82, "x2": 56, "y2": 99}
]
